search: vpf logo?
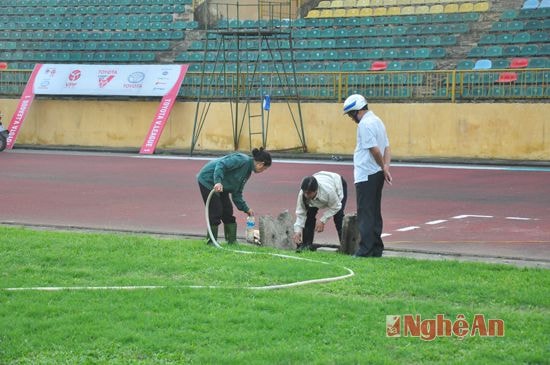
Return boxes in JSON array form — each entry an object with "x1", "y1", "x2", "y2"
[{"x1": 69, "y1": 70, "x2": 81, "y2": 81}]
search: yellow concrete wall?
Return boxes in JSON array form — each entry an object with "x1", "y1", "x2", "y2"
[{"x1": 1, "y1": 98, "x2": 549, "y2": 161}]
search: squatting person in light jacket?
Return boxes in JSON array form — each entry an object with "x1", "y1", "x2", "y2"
[
  {"x1": 197, "y1": 147, "x2": 272, "y2": 245},
  {"x1": 293, "y1": 171, "x2": 348, "y2": 252}
]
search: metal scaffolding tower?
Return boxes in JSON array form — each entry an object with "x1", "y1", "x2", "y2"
[{"x1": 190, "y1": 1, "x2": 307, "y2": 155}]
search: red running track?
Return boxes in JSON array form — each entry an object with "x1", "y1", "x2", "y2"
[{"x1": 1, "y1": 150, "x2": 549, "y2": 261}]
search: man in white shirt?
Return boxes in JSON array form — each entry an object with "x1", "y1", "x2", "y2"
[
  {"x1": 343, "y1": 94, "x2": 392, "y2": 257},
  {"x1": 293, "y1": 171, "x2": 348, "y2": 252}
]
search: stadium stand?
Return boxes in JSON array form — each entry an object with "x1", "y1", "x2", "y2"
[{"x1": 0, "y1": 0, "x2": 548, "y2": 101}]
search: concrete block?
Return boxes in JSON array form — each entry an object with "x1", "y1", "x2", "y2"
[
  {"x1": 339, "y1": 213, "x2": 360, "y2": 255},
  {"x1": 259, "y1": 211, "x2": 295, "y2": 250}
]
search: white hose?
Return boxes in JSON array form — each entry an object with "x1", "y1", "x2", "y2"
[
  {"x1": 205, "y1": 188, "x2": 223, "y2": 248},
  {"x1": 205, "y1": 189, "x2": 355, "y2": 290},
  {"x1": 2, "y1": 191, "x2": 356, "y2": 292}
]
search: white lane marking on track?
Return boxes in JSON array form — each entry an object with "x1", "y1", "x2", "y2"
[
  {"x1": 13, "y1": 149, "x2": 550, "y2": 172},
  {"x1": 425, "y1": 219, "x2": 447, "y2": 225},
  {"x1": 393, "y1": 214, "x2": 540, "y2": 237},
  {"x1": 453, "y1": 214, "x2": 493, "y2": 219},
  {"x1": 396, "y1": 226, "x2": 420, "y2": 232},
  {"x1": 381, "y1": 233, "x2": 392, "y2": 238}
]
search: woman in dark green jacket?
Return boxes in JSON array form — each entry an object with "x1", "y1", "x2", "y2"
[{"x1": 197, "y1": 147, "x2": 272, "y2": 245}]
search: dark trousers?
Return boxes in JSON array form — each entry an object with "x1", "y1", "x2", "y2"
[
  {"x1": 303, "y1": 177, "x2": 348, "y2": 246},
  {"x1": 199, "y1": 183, "x2": 236, "y2": 226},
  {"x1": 355, "y1": 171, "x2": 385, "y2": 257}
]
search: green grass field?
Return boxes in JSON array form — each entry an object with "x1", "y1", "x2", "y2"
[{"x1": 1, "y1": 226, "x2": 548, "y2": 364}]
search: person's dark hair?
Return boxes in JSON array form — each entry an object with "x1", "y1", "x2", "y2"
[
  {"x1": 252, "y1": 147, "x2": 272, "y2": 167},
  {"x1": 300, "y1": 176, "x2": 318, "y2": 192}
]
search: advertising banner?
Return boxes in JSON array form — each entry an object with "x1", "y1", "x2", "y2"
[
  {"x1": 6, "y1": 64, "x2": 42, "y2": 150},
  {"x1": 33, "y1": 64, "x2": 186, "y2": 97},
  {"x1": 140, "y1": 65, "x2": 188, "y2": 154},
  {"x1": 6, "y1": 64, "x2": 188, "y2": 154}
]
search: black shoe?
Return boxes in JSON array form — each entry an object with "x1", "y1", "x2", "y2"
[
  {"x1": 373, "y1": 250, "x2": 383, "y2": 257},
  {"x1": 296, "y1": 243, "x2": 314, "y2": 253},
  {"x1": 353, "y1": 248, "x2": 382, "y2": 258}
]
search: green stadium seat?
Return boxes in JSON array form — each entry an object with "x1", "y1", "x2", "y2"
[
  {"x1": 387, "y1": 61, "x2": 402, "y2": 71},
  {"x1": 320, "y1": 28, "x2": 335, "y2": 38},
  {"x1": 401, "y1": 61, "x2": 417, "y2": 71},
  {"x1": 338, "y1": 50, "x2": 353, "y2": 59},
  {"x1": 391, "y1": 73, "x2": 408, "y2": 85},
  {"x1": 414, "y1": 48, "x2": 430, "y2": 58},
  {"x1": 503, "y1": 46, "x2": 521, "y2": 57},
  {"x1": 294, "y1": 51, "x2": 308, "y2": 61},
  {"x1": 342, "y1": 62, "x2": 357, "y2": 71},
  {"x1": 308, "y1": 39, "x2": 322, "y2": 49},
  {"x1": 489, "y1": 87, "x2": 507, "y2": 98},
  {"x1": 383, "y1": 37, "x2": 396, "y2": 48},
  {"x1": 457, "y1": 60, "x2": 474, "y2": 70},
  {"x1": 478, "y1": 34, "x2": 495, "y2": 45},
  {"x1": 392, "y1": 26, "x2": 407, "y2": 36},
  {"x1": 311, "y1": 50, "x2": 324, "y2": 61},
  {"x1": 394, "y1": 38, "x2": 409, "y2": 47},
  {"x1": 524, "y1": 20, "x2": 542, "y2": 30},
  {"x1": 306, "y1": 29, "x2": 320, "y2": 38},
  {"x1": 295, "y1": 63, "x2": 311, "y2": 72},
  {"x1": 495, "y1": 34, "x2": 514, "y2": 44},
  {"x1": 321, "y1": 39, "x2": 336, "y2": 48},
  {"x1": 435, "y1": 87, "x2": 450, "y2": 98},
  {"x1": 513, "y1": 32, "x2": 530, "y2": 43},
  {"x1": 418, "y1": 60, "x2": 435, "y2": 70},
  {"x1": 356, "y1": 61, "x2": 372, "y2": 70},
  {"x1": 351, "y1": 50, "x2": 368, "y2": 59},
  {"x1": 463, "y1": 72, "x2": 481, "y2": 84},
  {"x1": 365, "y1": 38, "x2": 379, "y2": 48},
  {"x1": 520, "y1": 45, "x2": 539, "y2": 56},
  {"x1": 468, "y1": 47, "x2": 486, "y2": 58},
  {"x1": 430, "y1": 48, "x2": 446, "y2": 58},
  {"x1": 464, "y1": 87, "x2": 487, "y2": 98},
  {"x1": 492, "y1": 59, "x2": 510, "y2": 69},
  {"x1": 384, "y1": 49, "x2": 399, "y2": 59},
  {"x1": 425, "y1": 35, "x2": 441, "y2": 46},
  {"x1": 336, "y1": 39, "x2": 350, "y2": 48},
  {"x1": 486, "y1": 46, "x2": 503, "y2": 57},
  {"x1": 396, "y1": 48, "x2": 412, "y2": 58},
  {"x1": 294, "y1": 40, "x2": 307, "y2": 49},
  {"x1": 527, "y1": 58, "x2": 548, "y2": 68},
  {"x1": 500, "y1": 9, "x2": 518, "y2": 20},
  {"x1": 410, "y1": 37, "x2": 425, "y2": 46},
  {"x1": 526, "y1": 86, "x2": 543, "y2": 96},
  {"x1": 293, "y1": 18, "x2": 306, "y2": 27},
  {"x1": 326, "y1": 62, "x2": 340, "y2": 72},
  {"x1": 530, "y1": 32, "x2": 549, "y2": 43}
]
